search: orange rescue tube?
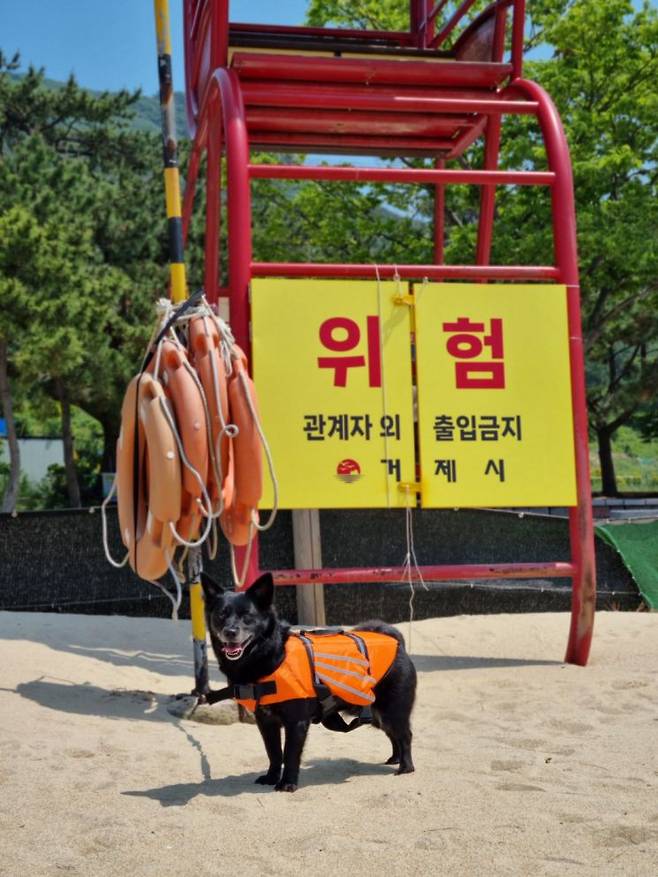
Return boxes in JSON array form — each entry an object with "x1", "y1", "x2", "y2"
[
  {"x1": 220, "y1": 350, "x2": 263, "y2": 547},
  {"x1": 149, "y1": 340, "x2": 209, "y2": 540},
  {"x1": 116, "y1": 373, "x2": 182, "y2": 580},
  {"x1": 188, "y1": 315, "x2": 232, "y2": 513}
]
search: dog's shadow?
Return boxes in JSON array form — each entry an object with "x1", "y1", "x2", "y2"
[
  {"x1": 410, "y1": 654, "x2": 562, "y2": 671},
  {"x1": 123, "y1": 758, "x2": 394, "y2": 806}
]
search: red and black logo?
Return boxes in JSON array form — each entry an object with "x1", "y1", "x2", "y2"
[{"x1": 336, "y1": 459, "x2": 362, "y2": 483}]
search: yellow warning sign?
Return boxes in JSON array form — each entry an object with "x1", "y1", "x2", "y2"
[
  {"x1": 252, "y1": 279, "x2": 415, "y2": 508},
  {"x1": 414, "y1": 283, "x2": 577, "y2": 507}
]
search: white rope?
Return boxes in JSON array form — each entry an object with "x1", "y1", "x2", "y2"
[
  {"x1": 139, "y1": 300, "x2": 170, "y2": 372},
  {"x1": 235, "y1": 367, "x2": 279, "y2": 532},
  {"x1": 374, "y1": 264, "x2": 392, "y2": 509},
  {"x1": 400, "y1": 503, "x2": 428, "y2": 651},
  {"x1": 206, "y1": 301, "x2": 236, "y2": 349},
  {"x1": 100, "y1": 440, "x2": 181, "y2": 622},
  {"x1": 140, "y1": 298, "x2": 179, "y2": 372},
  {"x1": 144, "y1": 314, "x2": 223, "y2": 551},
  {"x1": 152, "y1": 337, "x2": 166, "y2": 385},
  {"x1": 179, "y1": 357, "x2": 230, "y2": 521},
  {"x1": 100, "y1": 475, "x2": 130, "y2": 568},
  {"x1": 114, "y1": 293, "x2": 277, "y2": 581},
  {"x1": 145, "y1": 555, "x2": 182, "y2": 621},
  {"x1": 166, "y1": 558, "x2": 183, "y2": 620},
  {"x1": 207, "y1": 518, "x2": 219, "y2": 561},
  {"x1": 161, "y1": 296, "x2": 279, "y2": 535},
  {"x1": 156, "y1": 395, "x2": 214, "y2": 549},
  {"x1": 204, "y1": 314, "x2": 238, "y2": 518},
  {"x1": 229, "y1": 524, "x2": 256, "y2": 589}
]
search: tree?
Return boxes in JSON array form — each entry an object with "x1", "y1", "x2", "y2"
[
  {"x1": 0, "y1": 54, "x2": 167, "y2": 503},
  {"x1": 307, "y1": 0, "x2": 409, "y2": 30},
  {"x1": 0, "y1": 205, "x2": 39, "y2": 511}
]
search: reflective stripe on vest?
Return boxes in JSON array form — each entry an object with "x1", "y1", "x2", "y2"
[{"x1": 234, "y1": 631, "x2": 399, "y2": 712}]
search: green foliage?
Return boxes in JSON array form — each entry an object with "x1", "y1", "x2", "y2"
[
  {"x1": 306, "y1": 0, "x2": 409, "y2": 31},
  {"x1": 3, "y1": 0, "x2": 658, "y2": 505},
  {"x1": 500, "y1": 1, "x2": 658, "y2": 455},
  {"x1": 252, "y1": 170, "x2": 433, "y2": 265},
  {"x1": 306, "y1": 0, "x2": 494, "y2": 35},
  {"x1": 0, "y1": 405, "x2": 102, "y2": 509},
  {"x1": 0, "y1": 52, "x2": 168, "y2": 502},
  {"x1": 589, "y1": 427, "x2": 658, "y2": 492}
]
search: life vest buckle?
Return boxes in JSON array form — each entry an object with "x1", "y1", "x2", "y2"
[{"x1": 233, "y1": 681, "x2": 277, "y2": 702}]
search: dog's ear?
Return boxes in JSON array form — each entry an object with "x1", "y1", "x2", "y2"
[
  {"x1": 247, "y1": 572, "x2": 274, "y2": 610},
  {"x1": 200, "y1": 571, "x2": 225, "y2": 603}
]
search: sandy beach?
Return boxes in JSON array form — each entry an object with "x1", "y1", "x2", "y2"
[{"x1": 0, "y1": 608, "x2": 656, "y2": 876}]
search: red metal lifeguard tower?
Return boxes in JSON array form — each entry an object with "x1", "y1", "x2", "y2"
[{"x1": 180, "y1": 0, "x2": 596, "y2": 666}]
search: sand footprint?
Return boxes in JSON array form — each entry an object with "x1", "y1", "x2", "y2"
[
  {"x1": 490, "y1": 759, "x2": 527, "y2": 773},
  {"x1": 594, "y1": 824, "x2": 658, "y2": 849},
  {"x1": 547, "y1": 719, "x2": 595, "y2": 734}
]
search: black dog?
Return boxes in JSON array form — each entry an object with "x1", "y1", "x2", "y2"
[{"x1": 201, "y1": 571, "x2": 416, "y2": 792}]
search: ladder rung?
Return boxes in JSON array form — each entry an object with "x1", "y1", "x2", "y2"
[
  {"x1": 241, "y1": 82, "x2": 539, "y2": 116},
  {"x1": 249, "y1": 165, "x2": 555, "y2": 187},
  {"x1": 251, "y1": 263, "x2": 561, "y2": 281}
]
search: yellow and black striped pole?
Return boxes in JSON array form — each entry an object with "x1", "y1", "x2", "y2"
[{"x1": 154, "y1": 0, "x2": 209, "y2": 697}]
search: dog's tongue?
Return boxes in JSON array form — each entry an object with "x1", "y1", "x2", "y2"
[{"x1": 223, "y1": 643, "x2": 245, "y2": 659}]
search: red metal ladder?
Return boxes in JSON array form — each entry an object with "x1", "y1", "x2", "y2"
[{"x1": 180, "y1": 0, "x2": 596, "y2": 665}]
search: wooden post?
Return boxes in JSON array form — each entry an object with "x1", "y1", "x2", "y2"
[{"x1": 292, "y1": 510, "x2": 326, "y2": 626}]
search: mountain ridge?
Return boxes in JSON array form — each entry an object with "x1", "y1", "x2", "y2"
[{"x1": 10, "y1": 70, "x2": 189, "y2": 139}]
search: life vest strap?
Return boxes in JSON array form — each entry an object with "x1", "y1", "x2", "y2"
[
  {"x1": 205, "y1": 680, "x2": 277, "y2": 705},
  {"x1": 233, "y1": 681, "x2": 277, "y2": 702}
]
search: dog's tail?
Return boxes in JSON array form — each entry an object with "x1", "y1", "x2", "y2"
[{"x1": 352, "y1": 620, "x2": 407, "y2": 649}]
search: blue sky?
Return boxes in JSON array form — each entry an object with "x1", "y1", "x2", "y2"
[
  {"x1": 1, "y1": 1, "x2": 310, "y2": 95},
  {"x1": 3, "y1": 1, "x2": 655, "y2": 95}
]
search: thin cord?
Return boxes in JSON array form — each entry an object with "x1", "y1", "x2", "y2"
[
  {"x1": 236, "y1": 367, "x2": 279, "y2": 532},
  {"x1": 100, "y1": 475, "x2": 129, "y2": 569},
  {"x1": 374, "y1": 264, "x2": 391, "y2": 510},
  {"x1": 156, "y1": 395, "x2": 213, "y2": 548},
  {"x1": 229, "y1": 524, "x2": 255, "y2": 589}
]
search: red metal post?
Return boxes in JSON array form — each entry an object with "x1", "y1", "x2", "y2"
[
  {"x1": 476, "y1": 115, "x2": 502, "y2": 266},
  {"x1": 434, "y1": 157, "x2": 445, "y2": 264},
  {"x1": 181, "y1": 140, "x2": 201, "y2": 243},
  {"x1": 204, "y1": 97, "x2": 221, "y2": 304},
  {"x1": 515, "y1": 78, "x2": 596, "y2": 666},
  {"x1": 200, "y1": 67, "x2": 260, "y2": 586},
  {"x1": 202, "y1": 68, "x2": 252, "y2": 353},
  {"x1": 432, "y1": 0, "x2": 481, "y2": 48},
  {"x1": 409, "y1": 1, "x2": 426, "y2": 48},
  {"x1": 511, "y1": 0, "x2": 526, "y2": 79},
  {"x1": 210, "y1": 0, "x2": 229, "y2": 69}
]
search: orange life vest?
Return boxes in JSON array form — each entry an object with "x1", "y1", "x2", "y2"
[{"x1": 234, "y1": 630, "x2": 399, "y2": 713}]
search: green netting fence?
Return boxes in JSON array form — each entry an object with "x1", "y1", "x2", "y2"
[{"x1": 596, "y1": 521, "x2": 658, "y2": 609}]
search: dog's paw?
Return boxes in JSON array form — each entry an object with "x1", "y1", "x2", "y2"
[
  {"x1": 385, "y1": 755, "x2": 400, "y2": 765},
  {"x1": 395, "y1": 764, "x2": 415, "y2": 775},
  {"x1": 275, "y1": 780, "x2": 298, "y2": 792},
  {"x1": 255, "y1": 772, "x2": 280, "y2": 785}
]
